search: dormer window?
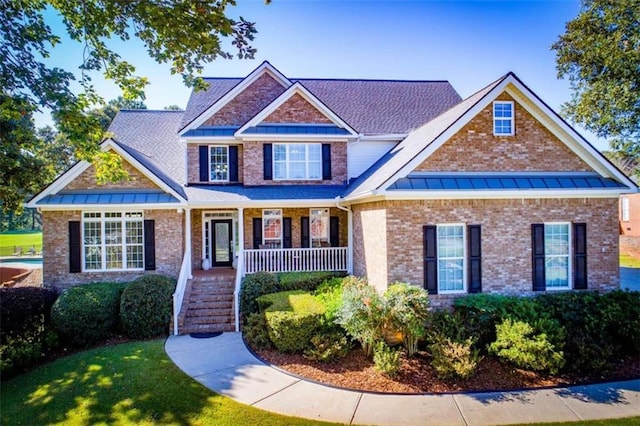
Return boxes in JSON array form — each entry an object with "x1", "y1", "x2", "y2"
[{"x1": 493, "y1": 101, "x2": 514, "y2": 136}]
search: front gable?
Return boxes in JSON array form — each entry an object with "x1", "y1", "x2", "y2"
[
  {"x1": 64, "y1": 157, "x2": 160, "y2": 191},
  {"x1": 415, "y1": 92, "x2": 593, "y2": 173},
  {"x1": 262, "y1": 93, "x2": 333, "y2": 124}
]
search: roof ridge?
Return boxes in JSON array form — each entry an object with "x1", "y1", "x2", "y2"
[
  {"x1": 118, "y1": 109, "x2": 183, "y2": 113},
  {"x1": 199, "y1": 77, "x2": 451, "y2": 84}
]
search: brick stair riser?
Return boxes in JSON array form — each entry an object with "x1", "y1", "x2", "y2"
[
  {"x1": 188, "y1": 300, "x2": 233, "y2": 309},
  {"x1": 184, "y1": 316, "x2": 234, "y2": 325}
]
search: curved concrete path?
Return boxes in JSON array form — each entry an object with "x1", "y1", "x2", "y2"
[{"x1": 165, "y1": 333, "x2": 640, "y2": 425}]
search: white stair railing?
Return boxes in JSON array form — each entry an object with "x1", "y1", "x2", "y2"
[{"x1": 172, "y1": 252, "x2": 191, "y2": 336}]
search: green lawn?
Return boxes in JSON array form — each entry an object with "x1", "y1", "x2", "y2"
[
  {"x1": 620, "y1": 253, "x2": 640, "y2": 268},
  {"x1": 0, "y1": 231, "x2": 42, "y2": 256},
  {"x1": 1, "y1": 339, "x2": 638, "y2": 426}
]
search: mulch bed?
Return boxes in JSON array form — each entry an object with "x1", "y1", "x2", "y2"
[{"x1": 255, "y1": 347, "x2": 640, "y2": 394}]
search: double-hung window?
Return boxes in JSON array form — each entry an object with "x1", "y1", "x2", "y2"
[
  {"x1": 310, "y1": 208, "x2": 330, "y2": 247},
  {"x1": 82, "y1": 212, "x2": 144, "y2": 271},
  {"x1": 493, "y1": 101, "x2": 514, "y2": 136},
  {"x1": 273, "y1": 143, "x2": 322, "y2": 180},
  {"x1": 209, "y1": 145, "x2": 229, "y2": 181},
  {"x1": 262, "y1": 209, "x2": 282, "y2": 248},
  {"x1": 437, "y1": 224, "x2": 466, "y2": 293},
  {"x1": 544, "y1": 223, "x2": 570, "y2": 289}
]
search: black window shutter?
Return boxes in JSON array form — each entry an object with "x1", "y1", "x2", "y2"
[
  {"x1": 252, "y1": 218, "x2": 262, "y2": 249},
  {"x1": 69, "y1": 221, "x2": 81, "y2": 273},
  {"x1": 199, "y1": 146, "x2": 209, "y2": 182},
  {"x1": 423, "y1": 225, "x2": 438, "y2": 295},
  {"x1": 283, "y1": 218, "x2": 292, "y2": 248},
  {"x1": 573, "y1": 222, "x2": 587, "y2": 289},
  {"x1": 532, "y1": 224, "x2": 545, "y2": 291},
  {"x1": 330, "y1": 216, "x2": 339, "y2": 247},
  {"x1": 468, "y1": 225, "x2": 482, "y2": 293},
  {"x1": 322, "y1": 144, "x2": 332, "y2": 180},
  {"x1": 229, "y1": 146, "x2": 238, "y2": 182},
  {"x1": 301, "y1": 216, "x2": 310, "y2": 248},
  {"x1": 263, "y1": 143, "x2": 273, "y2": 180},
  {"x1": 144, "y1": 220, "x2": 156, "y2": 271}
]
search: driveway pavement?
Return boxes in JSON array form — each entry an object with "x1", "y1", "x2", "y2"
[{"x1": 621, "y1": 267, "x2": 640, "y2": 291}]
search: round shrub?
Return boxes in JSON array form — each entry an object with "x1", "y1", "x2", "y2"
[
  {"x1": 240, "y1": 272, "x2": 279, "y2": 319},
  {"x1": 51, "y1": 282, "x2": 128, "y2": 347},
  {"x1": 120, "y1": 275, "x2": 176, "y2": 339}
]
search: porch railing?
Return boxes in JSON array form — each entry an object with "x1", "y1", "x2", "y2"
[
  {"x1": 243, "y1": 247, "x2": 348, "y2": 274},
  {"x1": 172, "y1": 251, "x2": 191, "y2": 336}
]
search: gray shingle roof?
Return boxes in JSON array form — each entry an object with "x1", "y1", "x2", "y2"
[
  {"x1": 181, "y1": 78, "x2": 462, "y2": 135},
  {"x1": 108, "y1": 110, "x2": 186, "y2": 199}
]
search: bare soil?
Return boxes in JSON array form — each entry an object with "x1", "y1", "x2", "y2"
[{"x1": 255, "y1": 347, "x2": 640, "y2": 394}]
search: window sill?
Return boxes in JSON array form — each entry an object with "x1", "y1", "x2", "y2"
[{"x1": 82, "y1": 268, "x2": 144, "y2": 273}]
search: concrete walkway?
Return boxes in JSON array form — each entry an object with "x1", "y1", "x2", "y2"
[{"x1": 165, "y1": 333, "x2": 640, "y2": 425}]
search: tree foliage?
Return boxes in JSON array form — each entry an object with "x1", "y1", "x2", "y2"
[
  {"x1": 1, "y1": 0, "x2": 257, "y2": 210},
  {"x1": 552, "y1": 0, "x2": 640, "y2": 176}
]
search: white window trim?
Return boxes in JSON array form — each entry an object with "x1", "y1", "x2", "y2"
[
  {"x1": 273, "y1": 143, "x2": 322, "y2": 181},
  {"x1": 209, "y1": 145, "x2": 229, "y2": 182},
  {"x1": 262, "y1": 209, "x2": 283, "y2": 247},
  {"x1": 81, "y1": 211, "x2": 145, "y2": 272},
  {"x1": 622, "y1": 197, "x2": 630, "y2": 222},
  {"x1": 310, "y1": 208, "x2": 330, "y2": 247},
  {"x1": 544, "y1": 222, "x2": 572, "y2": 290},
  {"x1": 437, "y1": 223, "x2": 467, "y2": 295},
  {"x1": 493, "y1": 101, "x2": 514, "y2": 136}
]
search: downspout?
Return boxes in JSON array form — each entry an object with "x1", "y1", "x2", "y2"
[{"x1": 335, "y1": 197, "x2": 353, "y2": 274}]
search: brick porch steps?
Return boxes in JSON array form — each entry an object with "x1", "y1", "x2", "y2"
[{"x1": 175, "y1": 270, "x2": 236, "y2": 335}]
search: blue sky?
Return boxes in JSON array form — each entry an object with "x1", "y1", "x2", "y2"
[{"x1": 38, "y1": 0, "x2": 608, "y2": 150}]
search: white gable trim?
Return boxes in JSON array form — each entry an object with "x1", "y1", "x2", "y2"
[
  {"x1": 235, "y1": 82, "x2": 359, "y2": 139},
  {"x1": 27, "y1": 139, "x2": 187, "y2": 208},
  {"x1": 379, "y1": 74, "x2": 637, "y2": 193},
  {"x1": 179, "y1": 61, "x2": 291, "y2": 136}
]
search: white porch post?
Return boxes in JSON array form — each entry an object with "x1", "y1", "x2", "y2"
[
  {"x1": 347, "y1": 207, "x2": 353, "y2": 274},
  {"x1": 234, "y1": 207, "x2": 244, "y2": 332},
  {"x1": 185, "y1": 208, "x2": 193, "y2": 279}
]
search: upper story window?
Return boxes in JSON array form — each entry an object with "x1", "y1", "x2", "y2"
[
  {"x1": 273, "y1": 143, "x2": 322, "y2": 180},
  {"x1": 82, "y1": 211, "x2": 144, "y2": 271},
  {"x1": 622, "y1": 197, "x2": 630, "y2": 221},
  {"x1": 437, "y1": 224, "x2": 466, "y2": 293},
  {"x1": 310, "y1": 208, "x2": 330, "y2": 247},
  {"x1": 262, "y1": 209, "x2": 282, "y2": 248},
  {"x1": 209, "y1": 146, "x2": 229, "y2": 182},
  {"x1": 493, "y1": 101, "x2": 514, "y2": 136}
]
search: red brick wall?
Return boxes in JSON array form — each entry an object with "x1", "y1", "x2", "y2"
[
  {"x1": 42, "y1": 209, "x2": 184, "y2": 290},
  {"x1": 352, "y1": 197, "x2": 619, "y2": 305},
  {"x1": 263, "y1": 93, "x2": 333, "y2": 124},
  {"x1": 65, "y1": 159, "x2": 158, "y2": 191},
  {"x1": 203, "y1": 73, "x2": 287, "y2": 126},
  {"x1": 416, "y1": 93, "x2": 593, "y2": 173},
  {"x1": 620, "y1": 194, "x2": 640, "y2": 237},
  {"x1": 243, "y1": 141, "x2": 347, "y2": 185}
]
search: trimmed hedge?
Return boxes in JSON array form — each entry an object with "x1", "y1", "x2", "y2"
[
  {"x1": 278, "y1": 271, "x2": 346, "y2": 292},
  {"x1": 0, "y1": 287, "x2": 59, "y2": 377},
  {"x1": 51, "y1": 282, "x2": 128, "y2": 347},
  {"x1": 120, "y1": 275, "x2": 176, "y2": 339}
]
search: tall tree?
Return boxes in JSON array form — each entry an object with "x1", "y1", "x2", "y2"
[
  {"x1": 90, "y1": 96, "x2": 148, "y2": 132},
  {"x1": 1, "y1": 0, "x2": 257, "y2": 210},
  {"x1": 552, "y1": 0, "x2": 640, "y2": 178}
]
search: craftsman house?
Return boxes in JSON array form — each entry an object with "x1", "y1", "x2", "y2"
[{"x1": 28, "y1": 62, "x2": 637, "y2": 334}]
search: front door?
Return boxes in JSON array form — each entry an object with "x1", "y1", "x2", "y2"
[{"x1": 211, "y1": 219, "x2": 232, "y2": 267}]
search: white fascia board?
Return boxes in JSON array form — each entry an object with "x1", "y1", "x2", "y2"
[
  {"x1": 36, "y1": 202, "x2": 186, "y2": 211},
  {"x1": 179, "y1": 62, "x2": 292, "y2": 136},
  {"x1": 235, "y1": 82, "x2": 358, "y2": 137},
  {"x1": 237, "y1": 134, "x2": 355, "y2": 142},
  {"x1": 381, "y1": 188, "x2": 634, "y2": 200},
  {"x1": 183, "y1": 136, "x2": 241, "y2": 144},
  {"x1": 503, "y1": 85, "x2": 638, "y2": 189},
  {"x1": 187, "y1": 199, "x2": 339, "y2": 209},
  {"x1": 358, "y1": 134, "x2": 407, "y2": 141}
]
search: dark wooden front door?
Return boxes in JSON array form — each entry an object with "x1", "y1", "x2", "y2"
[{"x1": 211, "y1": 219, "x2": 232, "y2": 267}]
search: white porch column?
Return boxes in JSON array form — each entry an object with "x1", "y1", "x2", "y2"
[
  {"x1": 185, "y1": 208, "x2": 192, "y2": 279},
  {"x1": 347, "y1": 207, "x2": 353, "y2": 274},
  {"x1": 234, "y1": 207, "x2": 244, "y2": 332}
]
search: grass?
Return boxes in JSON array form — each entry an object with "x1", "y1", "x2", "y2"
[
  {"x1": 0, "y1": 231, "x2": 42, "y2": 256},
  {"x1": 620, "y1": 253, "x2": 640, "y2": 268},
  {"x1": 0, "y1": 339, "x2": 335, "y2": 426}
]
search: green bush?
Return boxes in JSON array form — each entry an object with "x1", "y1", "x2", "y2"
[
  {"x1": 429, "y1": 336, "x2": 480, "y2": 380},
  {"x1": 304, "y1": 330, "x2": 351, "y2": 363},
  {"x1": 258, "y1": 290, "x2": 326, "y2": 353},
  {"x1": 426, "y1": 310, "x2": 471, "y2": 345},
  {"x1": 51, "y1": 282, "x2": 128, "y2": 347},
  {"x1": 335, "y1": 276, "x2": 384, "y2": 357},
  {"x1": 489, "y1": 319, "x2": 564, "y2": 374},
  {"x1": 242, "y1": 313, "x2": 272, "y2": 350},
  {"x1": 0, "y1": 287, "x2": 59, "y2": 377},
  {"x1": 120, "y1": 275, "x2": 176, "y2": 339},
  {"x1": 373, "y1": 341, "x2": 401, "y2": 377},
  {"x1": 240, "y1": 272, "x2": 279, "y2": 319},
  {"x1": 278, "y1": 271, "x2": 346, "y2": 292},
  {"x1": 384, "y1": 283, "x2": 429, "y2": 357},
  {"x1": 314, "y1": 276, "x2": 345, "y2": 323}
]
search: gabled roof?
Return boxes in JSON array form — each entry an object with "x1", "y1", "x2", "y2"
[{"x1": 344, "y1": 72, "x2": 638, "y2": 201}]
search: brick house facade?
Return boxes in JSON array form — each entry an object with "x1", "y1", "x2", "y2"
[{"x1": 29, "y1": 62, "x2": 636, "y2": 310}]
